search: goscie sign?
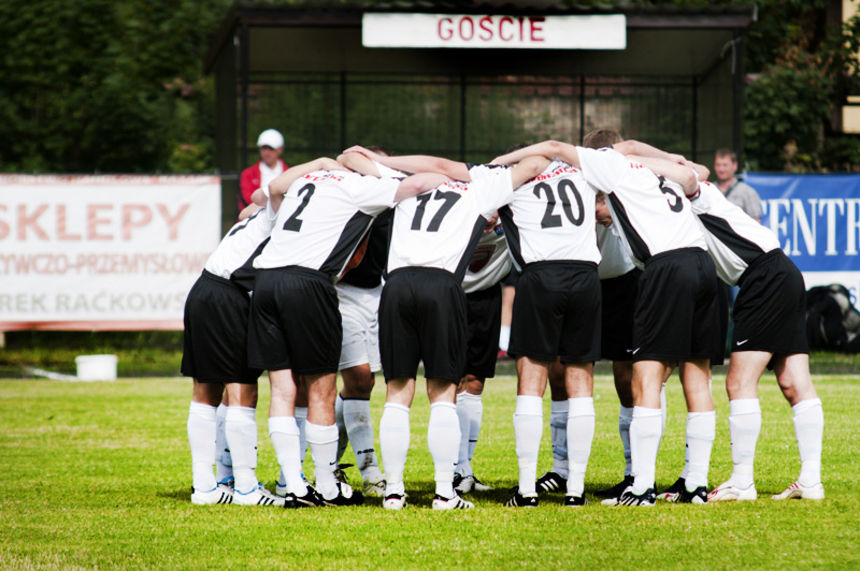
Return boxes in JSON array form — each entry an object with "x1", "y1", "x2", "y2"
[
  {"x1": 362, "y1": 13, "x2": 626, "y2": 49},
  {"x1": 0, "y1": 175, "x2": 221, "y2": 330}
]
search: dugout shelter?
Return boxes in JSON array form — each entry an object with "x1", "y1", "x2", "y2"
[{"x1": 205, "y1": 0, "x2": 756, "y2": 226}]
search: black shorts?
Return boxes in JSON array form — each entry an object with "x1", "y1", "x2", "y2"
[
  {"x1": 181, "y1": 271, "x2": 261, "y2": 384},
  {"x1": 463, "y1": 283, "x2": 503, "y2": 380},
  {"x1": 502, "y1": 268, "x2": 520, "y2": 288},
  {"x1": 600, "y1": 268, "x2": 641, "y2": 362},
  {"x1": 247, "y1": 266, "x2": 342, "y2": 375},
  {"x1": 379, "y1": 267, "x2": 467, "y2": 384},
  {"x1": 732, "y1": 249, "x2": 809, "y2": 356},
  {"x1": 633, "y1": 248, "x2": 721, "y2": 362},
  {"x1": 508, "y1": 261, "x2": 601, "y2": 364}
]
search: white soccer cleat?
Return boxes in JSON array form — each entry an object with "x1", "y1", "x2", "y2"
[
  {"x1": 233, "y1": 484, "x2": 286, "y2": 506},
  {"x1": 191, "y1": 483, "x2": 233, "y2": 505},
  {"x1": 432, "y1": 493, "x2": 474, "y2": 510},
  {"x1": 363, "y1": 477, "x2": 387, "y2": 498},
  {"x1": 772, "y1": 481, "x2": 825, "y2": 500},
  {"x1": 707, "y1": 480, "x2": 757, "y2": 502},
  {"x1": 382, "y1": 493, "x2": 408, "y2": 510}
]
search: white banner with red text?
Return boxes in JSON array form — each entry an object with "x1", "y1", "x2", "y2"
[{"x1": 0, "y1": 175, "x2": 221, "y2": 330}]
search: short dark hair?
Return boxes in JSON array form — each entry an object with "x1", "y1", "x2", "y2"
[
  {"x1": 583, "y1": 129, "x2": 623, "y2": 149},
  {"x1": 715, "y1": 148, "x2": 737, "y2": 162}
]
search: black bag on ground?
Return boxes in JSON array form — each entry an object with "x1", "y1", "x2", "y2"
[{"x1": 805, "y1": 284, "x2": 860, "y2": 353}]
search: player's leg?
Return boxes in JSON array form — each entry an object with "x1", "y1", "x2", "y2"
[
  {"x1": 564, "y1": 362, "x2": 595, "y2": 507},
  {"x1": 708, "y1": 350, "x2": 769, "y2": 502},
  {"x1": 188, "y1": 380, "x2": 231, "y2": 504},
  {"x1": 506, "y1": 356, "x2": 550, "y2": 507},
  {"x1": 675, "y1": 358, "x2": 715, "y2": 503},
  {"x1": 214, "y1": 393, "x2": 232, "y2": 486},
  {"x1": 626, "y1": 359, "x2": 672, "y2": 503},
  {"x1": 427, "y1": 378, "x2": 473, "y2": 510},
  {"x1": 339, "y1": 364, "x2": 385, "y2": 495},
  {"x1": 455, "y1": 374, "x2": 486, "y2": 493},
  {"x1": 772, "y1": 353, "x2": 825, "y2": 500},
  {"x1": 306, "y1": 372, "x2": 362, "y2": 505},
  {"x1": 379, "y1": 377, "x2": 416, "y2": 509},
  {"x1": 536, "y1": 359, "x2": 569, "y2": 494}
]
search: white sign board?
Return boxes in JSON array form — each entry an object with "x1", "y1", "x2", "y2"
[
  {"x1": 362, "y1": 13, "x2": 626, "y2": 49},
  {"x1": 0, "y1": 175, "x2": 221, "y2": 330}
]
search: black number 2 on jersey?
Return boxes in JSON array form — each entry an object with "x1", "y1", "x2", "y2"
[{"x1": 282, "y1": 183, "x2": 316, "y2": 232}]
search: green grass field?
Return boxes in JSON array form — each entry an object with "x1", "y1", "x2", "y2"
[{"x1": 1, "y1": 372, "x2": 858, "y2": 569}]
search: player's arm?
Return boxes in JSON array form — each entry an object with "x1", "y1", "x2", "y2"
[
  {"x1": 684, "y1": 160, "x2": 710, "y2": 182},
  {"x1": 628, "y1": 155, "x2": 698, "y2": 197},
  {"x1": 492, "y1": 140, "x2": 581, "y2": 169},
  {"x1": 337, "y1": 152, "x2": 381, "y2": 177},
  {"x1": 509, "y1": 155, "x2": 551, "y2": 188},
  {"x1": 238, "y1": 203, "x2": 262, "y2": 221},
  {"x1": 343, "y1": 145, "x2": 471, "y2": 181},
  {"x1": 255, "y1": 157, "x2": 347, "y2": 211},
  {"x1": 612, "y1": 139, "x2": 685, "y2": 165},
  {"x1": 394, "y1": 172, "x2": 451, "y2": 202}
]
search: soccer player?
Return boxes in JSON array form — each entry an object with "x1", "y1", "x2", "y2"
[
  {"x1": 454, "y1": 212, "x2": 511, "y2": 495},
  {"x1": 493, "y1": 140, "x2": 720, "y2": 506},
  {"x1": 183, "y1": 202, "x2": 280, "y2": 506},
  {"x1": 248, "y1": 154, "x2": 446, "y2": 508},
  {"x1": 682, "y1": 176, "x2": 825, "y2": 501},
  {"x1": 344, "y1": 146, "x2": 549, "y2": 510}
]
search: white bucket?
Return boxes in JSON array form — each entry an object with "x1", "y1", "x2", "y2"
[{"x1": 75, "y1": 354, "x2": 118, "y2": 381}]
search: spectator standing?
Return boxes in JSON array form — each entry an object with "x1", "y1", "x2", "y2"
[
  {"x1": 713, "y1": 149, "x2": 762, "y2": 222},
  {"x1": 238, "y1": 129, "x2": 288, "y2": 212}
]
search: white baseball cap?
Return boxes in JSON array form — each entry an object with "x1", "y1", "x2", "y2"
[{"x1": 257, "y1": 128, "x2": 284, "y2": 149}]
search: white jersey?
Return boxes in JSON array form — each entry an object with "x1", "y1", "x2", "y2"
[
  {"x1": 497, "y1": 160, "x2": 600, "y2": 270},
  {"x1": 578, "y1": 146, "x2": 707, "y2": 268},
  {"x1": 254, "y1": 169, "x2": 399, "y2": 278},
  {"x1": 204, "y1": 208, "x2": 275, "y2": 290},
  {"x1": 386, "y1": 166, "x2": 513, "y2": 281},
  {"x1": 462, "y1": 226, "x2": 511, "y2": 293},
  {"x1": 596, "y1": 223, "x2": 636, "y2": 279},
  {"x1": 689, "y1": 181, "x2": 780, "y2": 285}
]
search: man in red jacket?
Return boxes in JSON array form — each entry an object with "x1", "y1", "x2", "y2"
[{"x1": 238, "y1": 128, "x2": 288, "y2": 213}]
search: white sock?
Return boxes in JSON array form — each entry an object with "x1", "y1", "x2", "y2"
[
  {"x1": 295, "y1": 406, "x2": 308, "y2": 466},
  {"x1": 343, "y1": 398, "x2": 383, "y2": 482},
  {"x1": 728, "y1": 398, "x2": 761, "y2": 488},
  {"x1": 268, "y1": 416, "x2": 307, "y2": 496},
  {"x1": 214, "y1": 402, "x2": 232, "y2": 482},
  {"x1": 428, "y1": 402, "x2": 461, "y2": 498},
  {"x1": 659, "y1": 383, "x2": 668, "y2": 443},
  {"x1": 379, "y1": 403, "x2": 410, "y2": 497},
  {"x1": 549, "y1": 399, "x2": 569, "y2": 478},
  {"x1": 305, "y1": 422, "x2": 340, "y2": 500},
  {"x1": 566, "y1": 397, "x2": 595, "y2": 497},
  {"x1": 225, "y1": 406, "x2": 259, "y2": 494},
  {"x1": 619, "y1": 405, "x2": 633, "y2": 476},
  {"x1": 187, "y1": 402, "x2": 217, "y2": 492},
  {"x1": 630, "y1": 407, "x2": 663, "y2": 495},
  {"x1": 792, "y1": 398, "x2": 824, "y2": 486},
  {"x1": 685, "y1": 411, "x2": 716, "y2": 491},
  {"x1": 499, "y1": 325, "x2": 511, "y2": 353},
  {"x1": 456, "y1": 391, "x2": 482, "y2": 477},
  {"x1": 514, "y1": 395, "x2": 543, "y2": 496},
  {"x1": 335, "y1": 393, "x2": 348, "y2": 463}
]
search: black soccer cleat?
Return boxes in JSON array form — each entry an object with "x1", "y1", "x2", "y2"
[
  {"x1": 564, "y1": 494, "x2": 589, "y2": 508},
  {"x1": 535, "y1": 471, "x2": 567, "y2": 494},
  {"x1": 322, "y1": 482, "x2": 365, "y2": 507},
  {"x1": 283, "y1": 486, "x2": 324, "y2": 508},
  {"x1": 617, "y1": 487, "x2": 657, "y2": 506},
  {"x1": 657, "y1": 477, "x2": 686, "y2": 502},
  {"x1": 677, "y1": 485, "x2": 708, "y2": 504},
  {"x1": 597, "y1": 475, "x2": 634, "y2": 498},
  {"x1": 505, "y1": 487, "x2": 539, "y2": 508}
]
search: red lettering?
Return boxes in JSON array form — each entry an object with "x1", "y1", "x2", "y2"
[
  {"x1": 87, "y1": 204, "x2": 113, "y2": 241},
  {"x1": 478, "y1": 16, "x2": 493, "y2": 41},
  {"x1": 499, "y1": 16, "x2": 514, "y2": 41},
  {"x1": 438, "y1": 17, "x2": 453, "y2": 40},
  {"x1": 56, "y1": 205, "x2": 82, "y2": 241},
  {"x1": 157, "y1": 203, "x2": 190, "y2": 240},
  {"x1": 459, "y1": 16, "x2": 474, "y2": 41},
  {"x1": 530, "y1": 17, "x2": 545, "y2": 42},
  {"x1": 17, "y1": 204, "x2": 49, "y2": 240},
  {"x1": 122, "y1": 204, "x2": 153, "y2": 240},
  {"x1": 0, "y1": 205, "x2": 8, "y2": 240}
]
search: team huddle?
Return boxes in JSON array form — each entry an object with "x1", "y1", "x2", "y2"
[{"x1": 181, "y1": 129, "x2": 825, "y2": 510}]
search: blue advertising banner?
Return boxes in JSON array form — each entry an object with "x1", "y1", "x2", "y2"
[{"x1": 745, "y1": 173, "x2": 860, "y2": 303}]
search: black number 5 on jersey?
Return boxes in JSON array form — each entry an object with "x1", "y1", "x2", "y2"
[
  {"x1": 283, "y1": 183, "x2": 316, "y2": 232},
  {"x1": 659, "y1": 181, "x2": 684, "y2": 213}
]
